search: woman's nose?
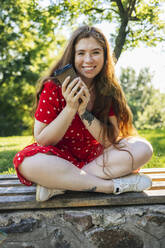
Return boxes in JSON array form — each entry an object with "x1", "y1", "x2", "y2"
[{"x1": 84, "y1": 54, "x2": 93, "y2": 63}]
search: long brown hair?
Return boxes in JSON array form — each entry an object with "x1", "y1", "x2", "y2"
[{"x1": 34, "y1": 25, "x2": 137, "y2": 174}]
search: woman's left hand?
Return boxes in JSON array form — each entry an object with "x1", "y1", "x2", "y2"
[{"x1": 78, "y1": 83, "x2": 90, "y2": 116}]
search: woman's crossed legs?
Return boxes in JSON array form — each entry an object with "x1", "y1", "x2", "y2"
[{"x1": 19, "y1": 136, "x2": 153, "y2": 200}]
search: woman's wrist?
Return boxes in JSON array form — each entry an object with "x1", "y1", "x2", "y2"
[
  {"x1": 79, "y1": 109, "x2": 95, "y2": 126},
  {"x1": 65, "y1": 104, "x2": 78, "y2": 116},
  {"x1": 78, "y1": 108, "x2": 86, "y2": 116}
]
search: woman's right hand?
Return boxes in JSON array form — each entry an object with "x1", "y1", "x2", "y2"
[{"x1": 62, "y1": 76, "x2": 85, "y2": 111}]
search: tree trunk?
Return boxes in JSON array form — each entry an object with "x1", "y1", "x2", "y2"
[{"x1": 113, "y1": 18, "x2": 128, "y2": 61}]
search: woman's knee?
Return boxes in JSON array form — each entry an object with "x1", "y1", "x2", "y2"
[
  {"x1": 98, "y1": 147, "x2": 133, "y2": 178},
  {"x1": 19, "y1": 157, "x2": 35, "y2": 181},
  {"x1": 140, "y1": 139, "x2": 153, "y2": 163},
  {"x1": 131, "y1": 138, "x2": 153, "y2": 169}
]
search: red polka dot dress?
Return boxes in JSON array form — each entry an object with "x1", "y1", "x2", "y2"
[{"x1": 13, "y1": 80, "x2": 115, "y2": 186}]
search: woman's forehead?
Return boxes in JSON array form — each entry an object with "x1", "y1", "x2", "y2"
[{"x1": 75, "y1": 37, "x2": 103, "y2": 51}]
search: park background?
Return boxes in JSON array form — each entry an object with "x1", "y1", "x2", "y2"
[{"x1": 0, "y1": 0, "x2": 165, "y2": 174}]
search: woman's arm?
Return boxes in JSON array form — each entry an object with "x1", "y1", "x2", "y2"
[
  {"x1": 78, "y1": 86, "x2": 119, "y2": 147},
  {"x1": 34, "y1": 105, "x2": 77, "y2": 146},
  {"x1": 34, "y1": 77, "x2": 85, "y2": 146},
  {"x1": 79, "y1": 110, "x2": 119, "y2": 147}
]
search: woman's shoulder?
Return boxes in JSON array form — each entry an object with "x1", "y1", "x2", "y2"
[
  {"x1": 43, "y1": 79, "x2": 59, "y2": 87},
  {"x1": 43, "y1": 79, "x2": 61, "y2": 92}
]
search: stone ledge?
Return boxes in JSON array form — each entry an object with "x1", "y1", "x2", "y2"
[{"x1": 0, "y1": 205, "x2": 165, "y2": 248}]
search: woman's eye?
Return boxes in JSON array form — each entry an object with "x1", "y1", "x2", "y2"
[
  {"x1": 93, "y1": 51, "x2": 100, "y2": 54},
  {"x1": 78, "y1": 52, "x2": 84, "y2": 55}
]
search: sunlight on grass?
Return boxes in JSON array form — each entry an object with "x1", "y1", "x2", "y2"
[
  {"x1": 0, "y1": 136, "x2": 33, "y2": 151},
  {"x1": 139, "y1": 129, "x2": 165, "y2": 168},
  {"x1": 0, "y1": 136, "x2": 33, "y2": 174}
]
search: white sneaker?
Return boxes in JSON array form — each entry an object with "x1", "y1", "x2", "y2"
[
  {"x1": 112, "y1": 173, "x2": 152, "y2": 195},
  {"x1": 36, "y1": 184, "x2": 65, "y2": 202}
]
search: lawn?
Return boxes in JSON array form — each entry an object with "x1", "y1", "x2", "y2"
[
  {"x1": 138, "y1": 129, "x2": 165, "y2": 168},
  {"x1": 0, "y1": 136, "x2": 34, "y2": 174},
  {"x1": 0, "y1": 129, "x2": 164, "y2": 174}
]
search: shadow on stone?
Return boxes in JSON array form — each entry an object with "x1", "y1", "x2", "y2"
[{"x1": 89, "y1": 227, "x2": 143, "y2": 248}]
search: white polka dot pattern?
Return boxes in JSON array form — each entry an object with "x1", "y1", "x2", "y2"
[
  {"x1": 35, "y1": 81, "x2": 61, "y2": 124},
  {"x1": 14, "y1": 80, "x2": 104, "y2": 186}
]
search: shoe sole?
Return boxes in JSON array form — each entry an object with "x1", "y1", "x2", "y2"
[
  {"x1": 36, "y1": 184, "x2": 42, "y2": 202},
  {"x1": 36, "y1": 184, "x2": 65, "y2": 202}
]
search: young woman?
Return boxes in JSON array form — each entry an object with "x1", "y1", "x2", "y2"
[{"x1": 13, "y1": 25, "x2": 153, "y2": 201}]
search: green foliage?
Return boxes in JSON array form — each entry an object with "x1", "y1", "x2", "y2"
[
  {"x1": 136, "y1": 92, "x2": 165, "y2": 129},
  {"x1": 120, "y1": 67, "x2": 165, "y2": 129},
  {"x1": 53, "y1": 0, "x2": 165, "y2": 57},
  {"x1": 0, "y1": 0, "x2": 66, "y2": 136},
  {"x1": 125, "y1": 0, "x2": 165, "y2": 48}
]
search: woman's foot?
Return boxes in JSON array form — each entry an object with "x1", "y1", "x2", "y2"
[
  {"x1": 36, "y1": 185, "x2": 65, "y2": 202},
  {"x1": 112, "y1": 173, "x2": 152, "y2": 195}
]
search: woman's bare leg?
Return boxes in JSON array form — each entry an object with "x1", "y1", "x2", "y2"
[
  {"x1": 19, "y1": 153, "x2": 114, "y2": 194},
  {"x1": 83, "y1": 137, "x2": 153, "y2": 179}
]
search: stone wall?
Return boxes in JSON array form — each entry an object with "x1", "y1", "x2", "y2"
[{"x1": 0, "y1": 205, "x2": 165, "y2": 248}]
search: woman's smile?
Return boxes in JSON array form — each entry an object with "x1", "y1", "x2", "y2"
[{"x1": 82, "y1": 65, "x2": 96, "y2": 73}]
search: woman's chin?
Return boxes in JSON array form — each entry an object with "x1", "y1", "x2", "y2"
[{"x1": 80, "y1": 72, "x2": 97, "y2": 81}]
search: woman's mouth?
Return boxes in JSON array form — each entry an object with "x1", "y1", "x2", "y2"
[{"x1": 82, "y1": 66, "x2": 96, "y2": 72}]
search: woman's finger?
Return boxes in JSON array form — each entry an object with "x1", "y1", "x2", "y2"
[
  {"x1": 83, "y1": 86, "x2": 90, "y2": 97},
  {"x1": 74, "y1": 87, "x2": 85, "y2": 101},
  {"x1": 79, "y1": 87, "x2": 90, "y2": 102},
  {"x1": 65, "y1": 77, "x2": 80, "y2": 94},
  {"x1": 79, "y1": 94, "x2": 87, "y2": 103},
  {"x1": 75, "y1": 88, "x2": 90, "y2": 104},
  {"x1": 62, "y1": 76, "x2": 71, "y2": 93},
  {"x1": 70, "y1": 81, "x2": 83, "y2": 97}
]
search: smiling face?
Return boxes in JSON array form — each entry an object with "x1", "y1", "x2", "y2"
[{"x1": 74, "y1": 37, "x2": 104, "y2": 84}]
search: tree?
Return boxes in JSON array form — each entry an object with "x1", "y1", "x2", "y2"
[
  {"x1": 0, "y1": 0, "x2": 66, "y2": 135},
  {"x1": 120, "y1": 67, "x2": 165, "y2": 129},
  {"x1": 51, "y1": 0, "x2": 165, "y2": 60},
  {"x1": 136, "y1": 91, "x2": 165, "y2": 129}
]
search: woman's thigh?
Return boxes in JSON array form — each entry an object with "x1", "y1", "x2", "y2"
[
  {"x1": 19, "y1": 153, "x2": 74, "y2": 183},
  {"x1": 83, "y1": 136, "x2": 153, "y2": 179}
]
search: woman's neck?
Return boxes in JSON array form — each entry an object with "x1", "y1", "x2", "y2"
[{"x1": 81, "y1": 77, "x2": 94, "y2": 90}]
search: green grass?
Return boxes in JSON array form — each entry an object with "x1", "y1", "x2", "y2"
[
  {"x1": 0, "y1": 129, "x2": 164, "y2": 174},
  {"x1": 138, "y1": 129, "x2": 165, "y2": 168},
  {"x1": 0, "y1": 136, "x2": 34, "y2": 174}
]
